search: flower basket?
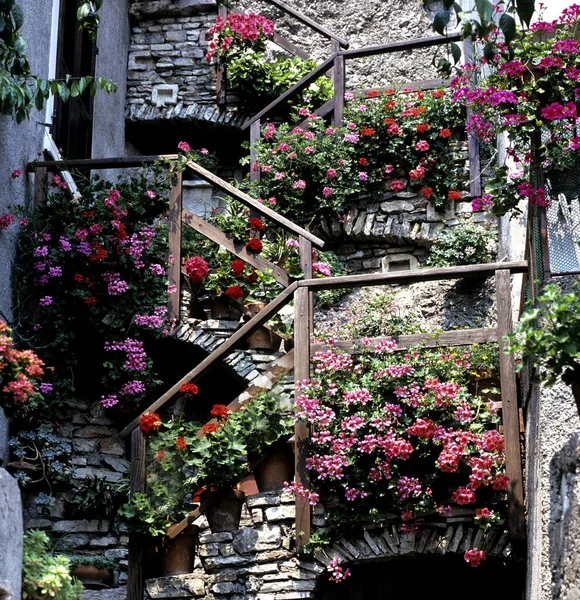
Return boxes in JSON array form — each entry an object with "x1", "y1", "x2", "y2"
[
  {"x1": 204, "y1": 489, "x2": 246, "y2": 533},
  {"x1": 210, "y1": 296, "x2": 241, "y2": 320},
  {"x1": 71, "y1": 566, "x2": 114, "y2": 589},
  {"x1": 162, "y1": 524, "x2": 199, "y2": 576},
  {"x1": 253, "y1": 447, "x2": 294, "y2": 493}
]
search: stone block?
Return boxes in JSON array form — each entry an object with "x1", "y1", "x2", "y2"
[
  {"x1": 73, "y1": 439, "x2": 97, "y2": 453},
  {"x1": 74, "y1": 468, "x2": 123, "y2": 482},
  {"x1": 52, "y1": 520, "x2": 110, "y2": 533},
  {"x1": 203, "y1": 555, "x2": 254, "y2": 569},
  {"x1": 165, "y1": 30, "x2": 187, "y2": 42},
  {"x1": 246, "y1": 494, "x2": 280, "y2": 509},
  {"x1": 102, "y1": 456, "x2": 130, "y2": 473},
  {"x1": 75, "y1": 426, "x2": 116, "y2": 439},
  {"x1": 100, "y1": 437, "x2": 125, "y2": 456},
  {"x1": 426, "y1": 201, "x2": 454, "y2": 222},
  {"x1": 146, "y1": 575, "x2": 205, "y2": 598},
  {"x1": 198, "y1": 543, "x2": 219, "y2": 557},
  {"x1": 199, "y1": 531, "x2": 233, "y2": 544},
  {"x1": 152, "y1": 84, "x2": 179, "y2": 107},
  {"x1": 264, "y1": 505, "x2": 295, "y2": 522},
  {"x1": 380, "y1": 200, "x2": 414, "y2": 214}
]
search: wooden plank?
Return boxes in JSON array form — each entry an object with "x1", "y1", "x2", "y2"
[
  {"x1": 310, "y1": 327, "x2": 499, "y2": 354},
  {"x1": 33, "y1": 167, "x2": 47, "y2": 207},
  {"x1": 216, "y1": 5, "x2": 228, "y2": 105},
  {"x1": 250, "y1": 120, "x2": 261, "y2": 184},
  {"x1": 119, "y1": 282, "x2": 299, "y2": 438},
  {"x1": 353, "y1": 79, "x2": 450, "y2": 95},
  {"x1": 272, "y1": 32, "x2": 311, "y2": 59},
  {"x1": 298, "y1": 261, "x2": 528, "y2": 291},
  {"x1": 241, "y1": 54, "x2": 337, "y2": 130},
  {"x1": 28, "y1": 155, "x2": 179, "y2": 171},
  {"x1": 264, "y1": 0, "x2": 349, "y2": 47},
  {"x1": 339, "y1": 33, "x2": 461, "y2": 59},
  {"x1": 294, "y1": 285, "x2": 311, "y2": 552},
  {"x1": 299, "y1": 235, "x2": 314, "y2": 338},
  {"x1": 168, "y1": 174, "x2": 183, "y2": 322},
  {"x1": 332, "y1": 40, "x2": 345, "y2": 126},
  {"x1": 185, "y1": 160, "x2": 325, "y2": 248},
  {"x1": 298, "y1": 98, "x2": 335, "y2": 128},
  {"x1": 462, "y1": 37, "x2": 482, "y2": 198},
  {"x1": 182, "y1": 209, "x2": 290, "y2": 287},
  {"x1": 495, "y1": 269, "x2": 525, "y2": 540},
  {"x1": 127, "y1": 429, "x2": 147, "y2": 600}
]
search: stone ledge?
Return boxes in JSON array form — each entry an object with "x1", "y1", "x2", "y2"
[{"x1": 130, "y1": 0, "x2": 216, "y2": 20}]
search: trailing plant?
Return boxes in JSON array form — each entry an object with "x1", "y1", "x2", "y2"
[
  {"x1": 9, "y1": 427, "x2": 73, "y2": 494},
  {"x1": 450, "y1": 4, "x2": 580, "y2": 216},
  {"x1": 0, "y1": 1, "x2": 115, "y2": 123},
  {"x1": 246, "y1": 87, "x2": 464, "y2": 215},
  {"x1": 426, "y1": 219, "x2": 497, "y2": 267},
  {"x1": 287, "y1": 341, "x2": 508, "y2": 547},
  {"x1": 22, "y1": 530, "x2": 83, "y2": 600},
  {"x1": 506, "y1": 277, "x2": 580, "y2": 412},
  {"x1": 228, "y1": 50, "x2": 333, "y2": 113},
  {"x1": 77, "y1": 0, "x2": 102, "y2": 40},
  {"x1": 121, "y1": 388, "x2": 290, "y2": 536}
]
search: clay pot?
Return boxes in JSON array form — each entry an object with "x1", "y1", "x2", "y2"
[
  {"x1": 254, "y1": 448, "x2": 294, "y2": 493},
  {"x1": 162, "y1": 524, "x2": 198, "y2": 576},
  {"x1": 205, "y1": 489, "x2": 246, "y2": 533},
  {"x1": 71, "y1": 566, "x2": 114, "y2": 589},
  {"x1": 238, "y1": 474, "x2": 260, "y2": 496},
  {"x1": 210, "y1": 296, "x2": 241, "y2": 320}
]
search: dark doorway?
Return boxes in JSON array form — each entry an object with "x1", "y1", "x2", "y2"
[
  {"x1": 317, "y1": 555, "x2": 524, "y2": 600},
  {"x1": 52, "y1": 0, "x2": 96, "y2": 159}
]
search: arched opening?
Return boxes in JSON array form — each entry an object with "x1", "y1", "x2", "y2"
[{"x1": 316, "y1": 555, "x2": 524, "y2": 600}]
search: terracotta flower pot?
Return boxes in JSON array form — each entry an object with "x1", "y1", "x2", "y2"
[
  {"x1": 253, "y1": 448, "x2": 294, "y2": 493},
  {"x1": 162, "y1": 524, "x2": 198, "y2": 576},
  {"x1": 71, "y1": 566, "x2": 114, "y2": 589},
  {"x1": 210, "y1": 296, "x2": 241, "y2": 320},
  {"x1": 245, "y1": 303, "x2": 282, "y2": 350},
  {"x1": 205, "y1": 489, "x2": 246, "y2": 533}
]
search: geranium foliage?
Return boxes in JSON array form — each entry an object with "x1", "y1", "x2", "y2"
[{"x1": 291, "y1": 341, "x2": 507, "y2": 537}]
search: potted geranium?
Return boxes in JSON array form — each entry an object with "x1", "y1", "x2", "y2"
[{"x1": 69, "y1": 555, "x2": 116, "y2": 589}]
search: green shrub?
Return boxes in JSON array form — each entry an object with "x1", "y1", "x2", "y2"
[{"x1": 427, "y1": 220, "x2": 496, "y2": 268}]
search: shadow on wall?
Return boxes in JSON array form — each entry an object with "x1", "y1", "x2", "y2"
[{"x1": 440, "y1": 278, "x2": 496, "y2": 330}]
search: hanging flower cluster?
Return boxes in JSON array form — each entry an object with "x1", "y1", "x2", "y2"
[
  {"x1": 452, "y1": 4, "x2": 580, "y2": 216},
  {"x1": 206, "y1": 12, "x2": 274, "y2": 62},
  {"x1": 287, "y1": 341, "x2": 507, "y2": 548},
  {"x1": 0, "y1": 321, "x2": 50, "y2": 417},
  {"x1": 249, "y1": 88, "x2": 464, "y2": 214}
]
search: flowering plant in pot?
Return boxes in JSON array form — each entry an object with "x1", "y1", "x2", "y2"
[
  {"x1": 451, "y1": 4, "x2": 580, "y2": 216},
  {"x1": 121, "y1": 388, "x2": 290, "y2": 536},
  {"x1": 287, "y1": 339, "x2": 508, "y2": 555},
  {"x1": 246, "y1": 87, "x2": 464, "y2": 215}
]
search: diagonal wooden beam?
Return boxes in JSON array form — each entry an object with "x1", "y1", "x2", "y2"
[{"x1": 182, "y1": 209, "x2": 290, "y2": 287}]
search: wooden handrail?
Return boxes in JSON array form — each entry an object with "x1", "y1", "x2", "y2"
[
  {"x1": 298, "y1": 261, "x2": 529, "y2": 291},
  {"x1": 181, "y1": 208, "x2": 291, "y2": 287},
  {"x1": 339, "y1": 33, "x2": 462, "y2": 59},
  {"x1": 118, "y1": 281, "x2": 299, "y2": 438},
  {"x1": 241, "y1": 54, "x2": 337, "y2": 130},
  {"x1": 185, "y1": 161, "x2": 324, "y2": 248},
  {"x1": 263, "y1": 0, "x2": 349, "y2": 48},
  {"x1": 26, "y1": 155, "x2": 179, "y2": 171}
]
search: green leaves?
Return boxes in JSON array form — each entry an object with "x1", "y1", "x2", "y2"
[
  {"x1": 433, "y1": 9, "x2": 451, "y2": 35},
  {"x1": 475, "y1": 0, "x2": 494, "y2": 25},
  {"x1": 515, "y1": 0, "x2": 535, "y2": 27},
  {"x1": 499, "y1": 12, "x2": 516, "y2": 44}
]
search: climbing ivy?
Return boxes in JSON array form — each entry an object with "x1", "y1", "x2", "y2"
[{"x1": 0, "y1": 0, "x2": 113, "y2": 123}]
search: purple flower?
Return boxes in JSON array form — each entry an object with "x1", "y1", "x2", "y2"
[
  {"x1": 358, "y1": 171, "x2": 368, "y2": 181},
  {"x1": 59, "y1": 237, "x2": 72, "y2": 252},
  {"x1": 76, "y1": 241, "x2": 92, "y2": 256},
  {"x1": 149, "y1": 263, "x2": 165, "y2": 276},
  {"x1": 48, "y1": 266, "x2": 62, "y2": 278},
  {"x1": 39, "y1": 296, "x2": 53, "y2": 306},
  {"x1": 344, "y1": 132, "x2": 359, "y2": 143},
  {"x1": 34, "y1": 246, "x2": 49, "y2": 257},
  {"x1": 120, "y1": 380, "x2": 146, "y2": 396},
  {"x1": 100, "y1": 394, "x2": 119, "y2": 408},
  {"x1": 39, "y1": 383, "x2": 53, "y2": 394}
]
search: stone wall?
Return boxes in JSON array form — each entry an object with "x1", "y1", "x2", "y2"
[
  {"x1": 0, "y1": 468, "x2": 23, "y2": 600},
  {"x1": 145, "y1": 490, "x2": 514, "y2": 600}
]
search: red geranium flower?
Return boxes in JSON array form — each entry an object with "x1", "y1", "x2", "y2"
[
  {"x1": 439, "y1": 128, "x2": 452, "y2": 138},
  {"x1": 384, "y1": 101, "x2": 396, "y2": 111},
  {"x1": 140, "y1": 412, "x2": 162, "y2": 435},
  {"x1": 246, "y1": 238, "x2": 263, "y2": 253},
  {"x1": 154, "y1": 450, "x2": 166, "y2": 462},
  {"x1": 84, "y1": 295, "x2": 97, "y2": 306},
  {"x1": 383, "y1": 117, "x2": 396, "y2": 127},
  {"x1": 361, "y1": 126, "x2": 376, "y2": 137},
  {"x1": 431, "y1": 89, "x2": 445, "y2": 99},
  {"x1": 179, "y1": 382, "x2": 199, "y2": 396},
  {"x1": 367, "y1": 90, "x2": 379, "y2": 98},
  {"x1": 248, "y1": 217, "x2": 264, "y2": 231},
  {"x1": 175, "y1": 435, "x2": 187, "y2": 450},
  {"x1": 201, "y1": 422, "x2": 219, "y2": 435},
  {"x1": 383, "y1": 88, "x2": 395, "y2": 96},
  {"x1": 74, "y1": 273, "x2": 84, "y2": 283},
  {"x1": 421, "y1": 187, "x2": 433, "y2": 198},
  {"x1": 245, "y1": 268, "x2": 258, "y2": 283},
  {"x1": 416, "y1": 123, "x2": 430, "y2": 133},
  {"x1": 359, "y1": 158, "x2": 368, "y2": 166},
  {"x1": 448, "y1": 190, "x2": 461, "y2": 201},
  {"x1": 230, "y1": 259, "x2": 245, "y2": 277},
  {"x1": 225, "y1": 285, "x2": 243, "y2": 300},
  {"x1": 210, "y1": 404, "x2": 230, "y2": 419},
  {"x1": 184, "y1": 256, "x2": 209, "y2": 282}
]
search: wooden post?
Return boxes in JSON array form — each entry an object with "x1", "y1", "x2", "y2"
[
  {"x1": 299, "y1": 235, "x2": 314, "y2": 334},
  {"x1": 462, "y1": 37, "x2": 481, "y2": 198},
  {"x1": 332, "y1": 40, "x2": 345, "y2": 126},
  {"x1": 168, "y1": 173, "x2": 183, "y2": 323},
  {"x1": 216, "y1": 4, "x2": 228, "y2": 106},
  {"x1": 34, "y1": 167, "x2": 47, "y2": 207},
  {"x1": 250, "y1": 120, "x2": 261, "y2": 184},
  {"x1": 294, "y1": 283, "x2": 311, "y2": 552},
  {"x1": 127, "y1": 429, "x2": 147, "y2": 600},
  {"x1": 495, "y1": 268, "x2": 525, "y2": 540}
]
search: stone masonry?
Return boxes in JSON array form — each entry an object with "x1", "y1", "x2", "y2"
[{"x1": 145, "y1": 490, "x2": 515, "y2": 600}]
